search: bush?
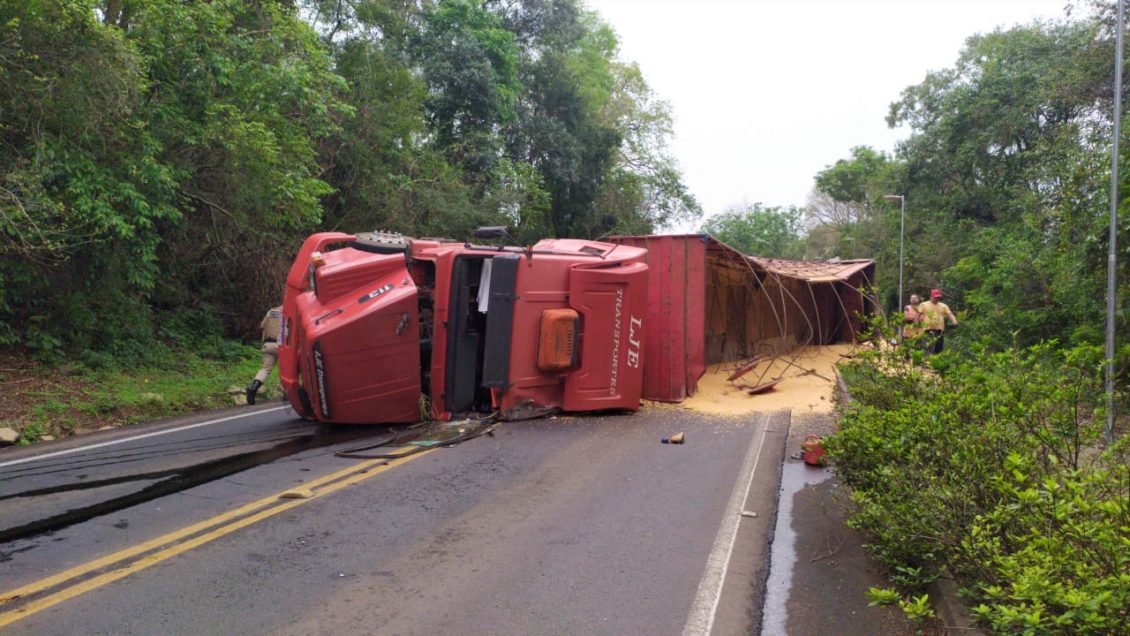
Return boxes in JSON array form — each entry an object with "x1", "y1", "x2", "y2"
[{"x1": 829, "y1": 341, "x2": 1129, "y2": 634}]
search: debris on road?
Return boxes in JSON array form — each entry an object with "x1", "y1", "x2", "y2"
[
  {"x1": 801, "y1": 435, "x2": 827, "y2": 466},
  {"x1": 661, "y1": 432, "x2": 685, "y2": 444},
  {"x1": 726, "y1": 356, "x2": 765, "y2": 382},
  {"x1": 742, "y1": 379, "x2": 783, "y2": 395},
  {"x1": 280, "y1": 488, "x2": 314, "y2": 499},
  {"x1": 663, "y1": 344, "x2": 854, "y2": 417},
  {"x1": 333, "y1": 420, "x2": 499, "y2": 459}
]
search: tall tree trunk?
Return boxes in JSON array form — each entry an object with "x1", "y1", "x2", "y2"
[{"x1": 103, "y1": 0, "x2": 121, "y2": 26}]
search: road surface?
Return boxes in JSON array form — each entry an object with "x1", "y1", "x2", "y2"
[{"x1": 0, "y1": 404, "x2": 791, "y2": 635}]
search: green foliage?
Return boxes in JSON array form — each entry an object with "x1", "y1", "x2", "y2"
[
  {"x1": 595, "y1": 61, "x2": 701, "y2": 232},
  {"x1": 889, "y1": 21, "x2": 1108, "y2": 225},
  {"x1": 0, "y1": 0, "x2": 170, "y2": 266},
  {"x1": 813, "y1": 146, "x2": 893, "y2": 215},
  {"x1": 967, "y1": 461, "x2": 1130, "y2": 634},
  {"x1": 413, "y1": 0, "x2": 520, "y2": 174},
  {"x1": 700, "y1": 203, "x2": 803, "y2": 257},
  {"x1": 810, "y1": 14, "x2": 1130, "y2": 354},
  {"x1": 898, "y1": 593, "x2": 936, "y2": 624},
  {"x1": 1, "y1": 0, "x2": 351, "y2": 349},
  {"x1": 866, "y1": 586, "x2": 936, "y2": 626},
  {"x1": 1, "y1": 0, "x2": 697, "y2": 356},
  {"x1": 17, "y1": 340, "x2": 271, "y2": 441},
  {"x1": 17, "y1": 421, "x2": 47, "y2": 446},
  {"x1": 866, "y1": 587, "x2": 901, "y2": 607},
  {"x1": 946, "y1": 224, "x2": 1107, "y2": 348},
  {"x1": 498, "y1": 1, "x2": 629, "y2": 237},
  {"x1": 831, "y1": 342, "x2": 1129, "y2": 634}
]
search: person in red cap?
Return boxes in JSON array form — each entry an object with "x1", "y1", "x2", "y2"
[{"x1": 916, "y1": 289, "x2": 958, "y2": 354}]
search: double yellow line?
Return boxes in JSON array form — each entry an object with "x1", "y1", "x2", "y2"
[{"x1": 0, "y1": 448, "x2": 433, "y2": 628}]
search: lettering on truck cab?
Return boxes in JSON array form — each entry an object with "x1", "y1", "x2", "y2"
[
  {"x1": 608, "y1": 288, "x2": 644, "y2": 396},
  {"x1": 627, "y1": 315, "x2": 642, "y2": 369}
]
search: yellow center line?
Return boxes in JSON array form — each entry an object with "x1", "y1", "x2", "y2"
[
  {"x1": 0, "y1": 448, "x2": 431, "y2": 628},
  {"x1": 3, "y1": 453, "x2": 389, "y2": 605}
]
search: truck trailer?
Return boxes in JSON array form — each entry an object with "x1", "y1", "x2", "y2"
[{"x1": 278, "y1": 230, "x2": 650, "y2": 424}]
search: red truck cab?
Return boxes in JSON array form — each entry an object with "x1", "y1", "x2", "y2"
[{"x1": 277, "y1": 231, "x2": 649, "y2": 424}]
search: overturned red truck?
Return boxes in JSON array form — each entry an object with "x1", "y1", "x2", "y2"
[{"x1": 278, "y1": 229, "x2": 649, "y2": 424}]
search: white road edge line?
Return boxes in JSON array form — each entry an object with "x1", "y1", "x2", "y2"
[
  {"x1": 682, "y1": 413, "x2": 772, "y2": 636},
  {"x1": 0, "y1": 406, "x2": 290, "y2": 469}
]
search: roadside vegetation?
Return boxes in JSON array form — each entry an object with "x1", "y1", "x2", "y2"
[
  {"x1": 0, "y1": 341, "x2": 277, "y2": 445},
  {"x1": 810, "y1": 3, "x2": 1130, "y2": 632},
  {"x1": 833, "y1": 342, "x2": 1129, "y2": 634}
]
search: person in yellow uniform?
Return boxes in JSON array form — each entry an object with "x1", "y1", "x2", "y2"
[
  {"x1": 246, "y1": 305, "x2": 282, "y2": 404},
  {"x1": 916, "y1": 289, "x2": 957, "y2": 354},
  {"x1": 902, "y1": 293, "x2": 924, "y2": 341}
]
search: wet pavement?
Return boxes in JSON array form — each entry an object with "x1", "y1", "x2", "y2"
[{"x1": 766, "y1": 412, "x2": 940, "y2": 636}]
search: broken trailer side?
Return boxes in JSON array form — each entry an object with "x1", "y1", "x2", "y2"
[{"x1": 609, "y1": 234, "x2": 876, "y2": 402}]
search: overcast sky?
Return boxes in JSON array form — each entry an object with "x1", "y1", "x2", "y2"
[{"x1": 584, "y1": 0, "x2": 1077, "y2": 225}]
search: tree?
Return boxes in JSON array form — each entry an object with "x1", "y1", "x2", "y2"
[
  {"x1": 701, "y1": 203, "x2": 803, "y2": 258},
  {"x1": 594, "y1": 61, "x2": 701, "y2": 234},
  {"x1": 500, "y1": 2, "x2": 622, "y2": 237},
  {"x1": 885, "y1": 17, "x2": 1121, "y2": 346},
  {"x1": 124, "y1": 0, "x2": 350, "y2": 334},
  {"x1": 0, "y1": 0, "x2": 179, "y2": 350},
  {"x1": 1, "y1": 0, "x2": 352, "y2": 350},
  {"x1": 413, "y1": 0, "x2": 520, "y2": 179},
  {"x1": 0, "y1": 0, "x2": 703, "y2": 355},
  {"x1": 808, "y1": 146, "x2": 893, "y2": 228}
]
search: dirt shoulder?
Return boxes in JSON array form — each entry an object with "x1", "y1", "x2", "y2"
[
  {"x1": 0, "y1": 354, "x2": 95, "y2": 440},
  {"x1": 0, "y1": 349, "x2": 267, "y2": 445}
]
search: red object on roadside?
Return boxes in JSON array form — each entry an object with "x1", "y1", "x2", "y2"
[{"x1": 801, "y1": 434, "x2": 826, "y2": 466}]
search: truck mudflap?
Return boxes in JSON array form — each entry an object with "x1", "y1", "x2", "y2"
[{"x1": 563, "y1": 261, "x2": 648, "y2": 412}]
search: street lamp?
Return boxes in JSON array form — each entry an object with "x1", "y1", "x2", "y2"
[
  {"x1": 883, "y1": 194, "x2": 906, "y2": 313},
  {"x1": 1104, "y1": 0, "x2": 1123, "y2": 443}
]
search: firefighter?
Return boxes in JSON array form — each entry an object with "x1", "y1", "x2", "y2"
[
  {"x1": 902, "y1": 293, "x2": 924, "y2": 341},
  {"x1": 246, "y1": 305, "x2": 282, "y2": 405},
  {"x1": 916, "y1": 289, "x2": 958, "y2": 354}
]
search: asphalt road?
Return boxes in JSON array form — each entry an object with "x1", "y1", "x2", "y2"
[{"x1": 0, "y1": 404, "x2": 790, "y2": 635}]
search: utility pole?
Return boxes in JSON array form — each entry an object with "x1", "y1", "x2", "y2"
[
  {"x1": 1107, "y1": 0, "x2": 1124, "y2": 443},
  {"x1": 883, "y1": 194, "x2": 906, "y2": 313}
]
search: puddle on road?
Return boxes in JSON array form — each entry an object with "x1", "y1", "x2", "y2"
[{"x1": 761, "y1": 460, "x2": 833, "y2": 635}]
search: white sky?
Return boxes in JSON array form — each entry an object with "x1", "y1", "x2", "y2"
[{"x1": 584, "y1": 0, "x2": 1076, "y2": 225}]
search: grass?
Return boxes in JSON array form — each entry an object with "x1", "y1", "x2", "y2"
[{"x1": 2, "y1": 342, "x2": 282, "y2": 445}]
